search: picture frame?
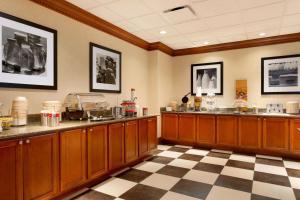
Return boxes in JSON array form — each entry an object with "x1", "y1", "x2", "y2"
[
  {"x1": 261, "y1": 54, "x2": 300, "y2": 94},
  {"x1": 89, "y1": 42, "x2": 121, "y2": 93},
  {"x1": 0, "y1": 11, "x2": 57, "y2": 90},
  {"x1": 191, "y1": 62, "x2": 223, "y2": 95}
]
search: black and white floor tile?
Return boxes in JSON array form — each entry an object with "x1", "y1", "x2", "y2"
[{"x1": 73, "y1": 144, "x2": 300, "y2": 200}]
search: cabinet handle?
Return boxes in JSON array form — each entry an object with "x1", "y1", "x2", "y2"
[
  {"x1": 19, "y1": 141, "x2": 23, "y2": 145},
  {"x1": 122, "y1": 124, "x2": 125, "y2": 127},
  {"x1": 258, "y1": 118, "x2": 260, "y2": 121},
  {"x1": 89, "y1": 128, "x2": 93, "y2": 132},
  {"x1": 297, "y1": 128, "x2": 300, "y2": 132},
  {"x1": 26, "y1": 139, "x2": 30, "y2": 144},
  {"x1": 82, "y1": 130, "x2": 86, "y2": 133}
]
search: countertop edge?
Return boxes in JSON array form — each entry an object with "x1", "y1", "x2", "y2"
[
  {"x1": 160, "y1": 111, "x2": 300, "y2": 118},
  {"x1": 0, "y1": 115, "x2": 158, "y2": 141}
]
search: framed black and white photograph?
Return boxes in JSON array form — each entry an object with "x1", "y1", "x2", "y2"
[
  {"x1": 0, "y1": 12, "x2": 57, "y2": 90},
  {"x1": 261, "y1": 54, "x2": 300, "y2": 94},
  {"x1": 90, "y1": 42, "x2": 121, "y2": 93},
  {"x1": 191, "y1": 62, "x2": 223, "y2": 95}
]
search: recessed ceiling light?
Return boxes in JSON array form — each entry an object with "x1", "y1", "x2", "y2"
[
  {"x1": 259, "y1": 32, "x2": 266, "y2": 36},
  {"x1": 160, "y1": 30, "x2": 167, "y2": 35},
  {"x1": 203, "y1": 41, "x2": 210, "y2": 45}
]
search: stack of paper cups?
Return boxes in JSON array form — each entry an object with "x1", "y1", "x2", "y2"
[{"x1": 11, "y1": 97, "x2": 28, "y2": 126}]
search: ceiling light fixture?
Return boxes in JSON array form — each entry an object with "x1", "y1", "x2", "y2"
[
  {"x1": 259, "y1": 32, "x2": 266, "y2": 36},
  {"x1": 203, "y1": 41, "x2": 210, "y2": 45},
  {"x1": 160, "y1": 30, "x2": 167, "y2": 35}
]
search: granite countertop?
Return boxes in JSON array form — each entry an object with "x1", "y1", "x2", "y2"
[
  {"x1": 161, "y1": 110, "x2": 300, "y2": 118},
  {"x1": 0, "y1": 115, "x2": 158, "y2": 141}
]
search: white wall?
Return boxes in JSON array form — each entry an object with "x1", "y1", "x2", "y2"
[
  {"x1": 0, "y1": 0, "x2": 151, "y2": 114},
  {"x1": 172, "y1": 42, "x2": 300, "y2": 108}
]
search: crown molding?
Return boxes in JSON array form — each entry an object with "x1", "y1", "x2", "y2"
[
  {"x1": 30, "y1": 0, "x2": 300, "y2": 57},
  {"x1": 173, "y1": 33, "x2": 300, "y2": 56},
  {"x1": 30, "y1": 0, "x2": 150, "y2": 50},
  {"x1": 148, "y1": 42, "x2": 174, "y2": 56}
]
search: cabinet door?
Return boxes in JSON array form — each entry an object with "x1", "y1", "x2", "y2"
[
  {"x1": 87, "y1": 125, "x2": 108, "y2": 180},
  {"x1": 0, "y1": 140, "x2": 22, "y2": 200},
  {"x1": 178, "y1": 114, "x2": 196, "y2": 143},
  {"x1": 217, "y1": 116, "x2": 238, "y2": 146},
  {"x1": 162, "y1": 114, "x2": 178, "y2": 140},
  {"x1": 263, "y1": 118, "x2": 289, "y2": 151},
  {"x1": 23, "y1": 133, "x2": 59, "y2": 200},
  {"x1": 196, "y1": 115, "x2": 216, "y2": 145},
  {"x1": 109, "y1": 123, "x2": 125, "y2": 170},
  {"x1": 238, "y1": 117, "x2": 262, "y2": 149},
  {"x1": 290, "y1": 119, "x2": 300, "y2": 154},
  {"x1": 125, "y1": 121, "x2": 139, "y2": 163},
  {"x1": 60, "y1": 129, "x2": 86, "y2": 192},
  {"x1": 148, "y1": 117, "x2": 157, "y2": 151},
  {"x1": 139, "y1": 119, "x2": 148, "y2": 156}
]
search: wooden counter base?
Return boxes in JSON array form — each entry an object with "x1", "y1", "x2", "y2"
[{"x1": 161, "y1": 113, "x2": 300, "y2": 159}]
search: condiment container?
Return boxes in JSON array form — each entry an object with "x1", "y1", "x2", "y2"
[
  {"x1": 40, "y1": 110, "x2": 48, "y2": 126},
  {"x1": 11, "y1": 97, "x2": 28, "y2": 126},
  {"x1": 47, "y1": 112, "x2": 60, "y2": 127},
  {"x1": 286, "y1": 101, "x2": 299, "y2": 114},
  {"x1": 142, "y1": 107, "x2": 148, "y2": 116}
]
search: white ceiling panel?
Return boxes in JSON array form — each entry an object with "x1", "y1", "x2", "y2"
[
  {"x1": 172, "y1": 19, "x2": 208, "y2": 34},
  {"x1": 67, "y1": 0, "x2": 101, "y2": 9},
  {"x1": 247, "y1": 29, "x2": 279, "y2": 39},
  {"x1": 193, "y1": 0, "x2": 238, "y2": 18},
  {"x1": 67, "y1": 0, "x2": 300, "y2": 50},
  {"x1": 235, "y1": 0, "x2": 283, "y2": 10},
  {"x1": 242, "y1": 2, "x2": 285, "y2": 23},
  {"x1": 105, "y1": 0, "x2": 152, "y2": 19},
  {"x1": 217, "y1": 34, "x2": 247, "y2": 43},
  {"x1": 213, "y1": 25, "x2": 245, "y2": 37},
  {"x1": 129, "y1": 14, "x2": 167, "y2": 30},
  {"x1": 161, "y1": 35, "x2": 190, "y2": 44},
  {"x1": 147, "y1": 26, "x2": 180, "y2": 38},
  {"x1": 161, "y1": 6, "x2": 197, "y2": 24},
  {"x1": 115, "y1": 20, "x2": 142, "y2": 33},
  {"x1": 142, "y1": 0, "x2": 190, "y2": 12},
  {"x1": 132, "y1": 30, "x2": 158, "y2": 42},
  {"x1": 285, "y1": 0, "x2": 300, "y2": 15},
  {"x1": 280, "y1": 25, "x2": 300, "y2": 35},
  {"x1": 186, "y1": 30, "x2": 217, "y2": 42},
  {"x1": 282, "y1": 14, "x2": 300, "y2": 27},
  {"x1": 204, "y1": 12, "x2": 242, "y2": 29},
  {"x1": 88, "y1": 6, "x2": 122, "y2": 22},
  {"x1": 245, "y1": 18, "x2": 282, "y2": 33}
]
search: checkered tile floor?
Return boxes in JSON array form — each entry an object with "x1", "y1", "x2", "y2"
[{"x1": 73, "y1": 144, "x2": 300, "y2": 200}]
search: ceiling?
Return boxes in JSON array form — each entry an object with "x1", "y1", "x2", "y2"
[{"x1": 66, "y1": 0, "x2": 300, "y2": 50}]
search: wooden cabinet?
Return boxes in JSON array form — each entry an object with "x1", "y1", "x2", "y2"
[
  {"x1": 263, "y1": 118, "x2": 289, "y2": 151},
  {"x1": 162, "y1": 114, "x2": 178, "y2": 140},
  {"x1": 178, "y1": 114, "x2": 196, "y2": 143},
  {"x1": 148, "y1": 117, "x2": 157, "y2": 151},
  {"x1": 139, "y1": 119, "x2": 148, "y2": 156},
  {"x1": 23, "y1": 134, "x2": 58, "y2": 200},
  {"x1": 87, "y1": 125, "x2": 108, "y2": 180},
  {"x1": 290, "y1": 119, "x2": 300, "y2": 153},
  {"x1": 0, "y1": 139, "x2": 22, "y2": 200},
  {"x1": 125, "y1": 121, "x2": 139, "y2": 163},
  {"x1": 196, "y1": 115, "x2": 216, "y2": 145},
  {"x1": 238, "y1": 116, "x2": 262, "y2": 149},
  {"x1": 217, "y1": 116, "x2": 238, "y2": 146},
  {"x1": 60, "y1": 129, "x2": 86, "y2": 192},
  {"x1": 108, "y1": 123, "x2": 125, "y2": 171}
]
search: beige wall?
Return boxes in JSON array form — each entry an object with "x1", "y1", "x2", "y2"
[
  {"x1": 1, "y1": 0, "x2": 300, "y2": 126},
  {"x1": 173, "y1": 42, "x2": 300, "y2": 108},
  {"x1": 148, "y1": 50, "x2": 173, "y2": 136},
  {"x1": 0, "y1": 0, "x2": 152, "y2": 114}
]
